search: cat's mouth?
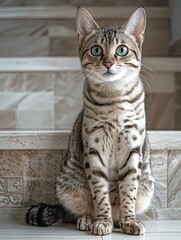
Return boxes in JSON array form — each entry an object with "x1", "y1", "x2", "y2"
[
  {"x1": 103, "y1": 69, "x2": 115, "y2": 76},
  {"x1": 104, "y1": 71, "x2": 112, "y2": 75}
]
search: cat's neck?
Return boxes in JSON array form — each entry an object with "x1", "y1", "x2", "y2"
[{"x1": 84, "y1": 75, "x2": 143, "y2": 99}]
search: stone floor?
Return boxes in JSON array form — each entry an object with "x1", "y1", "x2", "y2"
[{"x1": 0, "y1": 221, "x2": 181, "y2": 240}]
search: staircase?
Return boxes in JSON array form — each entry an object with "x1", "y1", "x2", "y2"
[
  {"x1": 0, "y1": 0, "x2": 180, "y2": 130},
  {"x1": 0, "y1": 0, "x2": 181, "y2": 228}
]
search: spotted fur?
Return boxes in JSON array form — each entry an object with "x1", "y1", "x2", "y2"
[{"x1": 26, "y1": 7, "x2": 154, "y2": 236}]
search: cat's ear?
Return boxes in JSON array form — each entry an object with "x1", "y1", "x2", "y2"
[
  {"x1": 121, "y1": 8, "x2": 146, "y2": 48},
  {"x1": 76, "y1": 7, "x2": 100, "y2": 43}
]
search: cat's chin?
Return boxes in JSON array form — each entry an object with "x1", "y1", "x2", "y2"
[
  {"x1": 85, "y1": 69, "x2": 139, "y2": 84},
  {"x1": 96, "y1": 71, "x2": 139, "y2": 84},
  {"x1": 96, "y1": 66, "x2": 138, "y2": 82},
  {"x1": 102, "y1": 74, "x2": 120, "y2": 82}
]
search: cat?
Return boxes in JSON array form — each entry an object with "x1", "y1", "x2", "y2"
[{"x1": 26, "y1": 7, "x2": 154, "y2": 236}]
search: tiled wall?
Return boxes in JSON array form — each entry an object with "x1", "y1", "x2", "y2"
[
  {"x1": 0, "y1": 147, "x2": 180, "y2": 220},
  {"x1": 0, "y1": 150, "x2": 62, "y2": 207}
]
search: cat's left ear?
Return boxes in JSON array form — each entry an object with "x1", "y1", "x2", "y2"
[
  {"x1": 121, "y1": 8, "x2": 146, "y2": 48},
  {"x1": 76, "y1": 7, "x2": 100, "y2": 43}
]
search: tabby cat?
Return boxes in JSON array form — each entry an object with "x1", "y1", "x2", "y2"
[{"x1": 26, "y1": 7, "x2": 154, "y2": 236}]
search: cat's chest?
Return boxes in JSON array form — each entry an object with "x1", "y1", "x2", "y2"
[
  {"x1": 109, "y1": 133, "x2": 129, "y2": 181},
  {"x1": 106, "y1": 110, "x2": 145, "y2": 180},
  {"x1": 100, "y1": 106, "x2": 144, "y2": 132}
]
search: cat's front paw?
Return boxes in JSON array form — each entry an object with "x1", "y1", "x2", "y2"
[
  {"x1": 91, "y1": 219, "x2": 113, "y2": 235},
  {"x1": 120, "y1": 219, "x2": 145, "y2": 235},
  {"x1": 77, "y1": 216, "x2": 92, "y2": 231}
]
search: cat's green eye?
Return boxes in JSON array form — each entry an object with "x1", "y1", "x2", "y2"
[
  {"x1": 116, "y1": 45, "x2": 129, "y2": 57},
  {"x1": 91, "y1": 45, "x2": 103, "y2": 56}
]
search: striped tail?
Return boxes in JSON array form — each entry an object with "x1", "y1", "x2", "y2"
[{"x1": 26, "y1": 204, "x2": 66, "y2": 227}]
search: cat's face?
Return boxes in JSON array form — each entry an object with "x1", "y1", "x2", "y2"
[{"x1": 76, "y1": 8, "x2": 146, "y2": 84}]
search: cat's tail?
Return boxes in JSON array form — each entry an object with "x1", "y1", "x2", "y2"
[{"x1": 26, "y1": 204, "x2": 66, "y2": 227}]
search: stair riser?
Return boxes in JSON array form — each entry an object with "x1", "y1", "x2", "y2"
[{"x1": 0, "y1": 131, "x2": 180, "y2": 220}]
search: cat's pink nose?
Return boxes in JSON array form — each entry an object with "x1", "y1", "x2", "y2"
[{"x1": 103, "y1": 62, "x2": 114, "y2": 69}]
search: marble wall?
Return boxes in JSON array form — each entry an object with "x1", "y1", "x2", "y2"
[
  {"x1": 0, "y1": 146, "x2": 180, "y2": 220},
  {"x1": 0, "y1": 2, "x2": 169, "y2": 57},
  {"x1": 0, "y1": 0, "x2": 176, "y2": 130},
  {"x1": 0, "y1": 71, "x2": 175, "y2": 130},
  {"x1": 0, "y1": 19, "x2": 169, "y2": 57},
  {"x1": 141, "y1": 149, "x2": 181, "y2": 220},
  {"x1": 0, "y1": 71, "x2": 83, "y2": 130}
]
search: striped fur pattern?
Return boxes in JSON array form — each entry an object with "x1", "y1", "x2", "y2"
[{"x1": 26, "y1": 7, "x2": 154, "y2": 236}]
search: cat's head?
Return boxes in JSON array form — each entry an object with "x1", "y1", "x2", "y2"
[{"x1": 76, "y1": 7, "x2": 146, "y2": 84}]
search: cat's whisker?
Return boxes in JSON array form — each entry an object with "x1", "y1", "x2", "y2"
[
  {"x1": 141, "y1": 64, "x2": 157, "y2": 81},
  {"x1": 73, "y1": 76, "x2": 88, "y2": 96},
  {"x1": 65, "y1": 72, "x2": 85, "y2": 95},
  {"x1": 140, "y1": 74, "x2": 151, "y2": 93},
  {"x1": 66, "y1": 71, "x2": 83, "y2": 83},
  {"x1": 100, "y1": 20, "x2": 105, "y2": 28},
  {"x1": 55, "y1": 71, "x2": 82, "y2": 86},
  {"x1": 141, "y1": 73, "x2": 153, "y2": 88},
  {"x1": 140, "y1": 69, "x2": 156, "y2": 84},
  {"x1": 110, "y1": 20, "x2": 119, "y2": 29},
  {"x1": 141, "y1": 63, "x2": 156, "y2": 75},
  {"x1": 140, "y1": 71, "x2": 152, "y2": 84},
  {"x1": 142, "y1": 81, "x2": 151, "y2": 94},
  {"x1": 74, "y1": 72, "x2": 93, "y2": 96}
]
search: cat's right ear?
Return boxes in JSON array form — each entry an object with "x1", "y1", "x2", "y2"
[
  {"x1": 76, "y1": 7, "x2": 100, "y2": 43},
  {"x1": 121, "y1": 8, "x2": 146, "y2": 49}
]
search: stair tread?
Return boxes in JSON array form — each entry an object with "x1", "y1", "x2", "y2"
[
  {"x1": 0, "y1": 130, "x2": 180, "y2": 150},
  {"x1": 0, "y1": 57, "x2": 180, "y2": 72}
]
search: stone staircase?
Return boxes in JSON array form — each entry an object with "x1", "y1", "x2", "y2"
[
  {"x1": 0, "y1": 130, "x2": 181, "y2": 221},
  {"x1": 0, "y1": 0, "x2": 181, "y2": 222},
  {"x1": 0, "y1": 0, "x2": 180, "y2": 130}
]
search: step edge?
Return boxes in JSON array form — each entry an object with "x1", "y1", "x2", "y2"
[
  {"x1": 0, "y1": 130, "x2": 180, "y2": 150},
  {"x1": 0, "y1": 57, "x2": 180, "y2": 72}
]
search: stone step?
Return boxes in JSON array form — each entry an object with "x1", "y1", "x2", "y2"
[
  {"x1": 0, "y1": 57, "x2": 180, "y2": 72},
  {"x1": 0, "y1": 130, "x2": 180, "y2": 150},
  {"x1": 0, "y1": 6, "x2": 169, "y2": 20},
  {"x1": 0, "y1": 130, "x2": 180, "y2": 220},
  {"x1": 0, "y1": 6, "x2": 170, "y2": 57}
]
